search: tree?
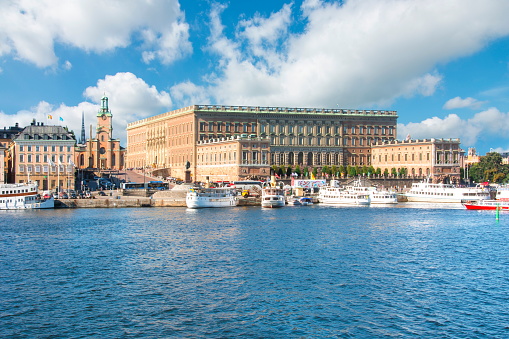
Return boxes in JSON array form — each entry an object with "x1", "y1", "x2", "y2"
[
  {"x1": 295, "y1": 165, "x2": 302, "y2": 177},
  {"x1": 286, "y1": 166, "x2": 293, "y2": 177},
  {"x1": 469, "y1": 152, "x2": 508, "y2": 183}
]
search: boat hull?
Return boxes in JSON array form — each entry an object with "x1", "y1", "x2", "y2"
[
  {"x1": 186, "y1": 188, "x2": 238, "y2": 208},
  {"x1": 463, "y1": 200, "x2": 509, "y2": 210}
]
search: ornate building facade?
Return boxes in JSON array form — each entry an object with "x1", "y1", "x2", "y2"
[
  {"x1": 13, "y1": 121, "x2": 77, "y2": 191},
  {"x1": 75, "y1": 96, "x2": 125, "y2": 170},
  {"x1": 370, "y1": 138, "x2": 464, "y2": 183},
  {"x1": 126, "y1": 105, "x2": 398, "y2": 181}
]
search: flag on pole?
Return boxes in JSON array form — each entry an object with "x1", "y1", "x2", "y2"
[
  {"x1": 59, "y1": 117, "x2": 64, "y2": 121},
  {"x1": 48, "y1": 115, "x2": 53, "y2": 119}
]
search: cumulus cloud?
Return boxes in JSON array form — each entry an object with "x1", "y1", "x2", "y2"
[
  {"x1": 0, "y1": 0, "x2": 191, "y2": 67},
  {"x1": 443, "y1": 96, "x2": 485, "y2": 109},
  {"x1": 1, "y1": 72, "x2": 171, "y2": 145},
  {"x1": 177, "y1": 0, "x2": 509, "y2": 108},
  {"x1": 397, "y1": 108, "x2": 509, "y2": 146}
]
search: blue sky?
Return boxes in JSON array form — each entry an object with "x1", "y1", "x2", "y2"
[{"x1": 1, "y1": 0, "x2": 509, "y2": 155}]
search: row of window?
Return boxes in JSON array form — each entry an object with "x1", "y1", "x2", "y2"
[
  {"x1": 199, "y1": 122, "x2": 394, "y2": 136},
  {"x1": 373, "y1": 153, "x2": 459, "y2": 163},
  {"x1": 19, "y1": 154, "x2": 73, "y2": 163},
  {"x1": 19, "y1": 145, "x2": 72, "y2": 152},
  {"x1": 18, "y1": 165, "x2": 74, "y2": 173},
  {"x1": 270, "y1": 136, "x2": 390, "y2": 146}
]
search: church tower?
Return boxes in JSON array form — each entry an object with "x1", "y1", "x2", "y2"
[
  {"x1": 96, "y1": 95, "x2": 113, "y2": 141},
  {"x1": 79, "y1": 111, "x2": 86, "y2": 144}
]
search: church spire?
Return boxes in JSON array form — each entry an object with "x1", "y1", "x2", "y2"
[{"x1": 80, "y1": 111, "x2": 86, "y2": 144}]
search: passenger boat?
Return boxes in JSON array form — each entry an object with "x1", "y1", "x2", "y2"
[
  {"x1": 186, "y1": 187, "x2": 238, "y2": 208},
  {"x1": 0, "y1": 183, "x2": 54, "y2": 210},
  {"x1": 404, "y1": 180, "x2": 490, "y2": 203},
  {"x1": 261, "y1": 187, "x2": 286, "y2": 208},
  {"x1": 344, "y1": 180, "x2": 398, "y2": 204},
  {"x1": 462, "y1": 199, "x2": 509, "y2": 210},
  {"x1": 318, "y1": 186, "x2": 370, "y2": 206}
]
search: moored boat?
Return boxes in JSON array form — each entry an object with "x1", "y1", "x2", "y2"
[
  {"x1": 0, "y1": 183, "x2": 54, "y2": 210},
  {"x1": 318, "y1": 186, "x2": 370, "y2": 206},
  {"x1": 289, "y1": 196, "x2": 313, "y2": 206},
  {"x1": 462, "y1": 199, "x2": 509, "y2": 210},
  {"x1": 186, "y1": 187, "x2": 238, "y2": 208},
  {"x1": 344, "y1": 179, "x2": 397, "y2": 204},
  {"x1": 261, "y1": 187, "x2": 286, "y2": 208},
  {"x1": 405, "y1": 180, "x2": 490, "y2": 203}
]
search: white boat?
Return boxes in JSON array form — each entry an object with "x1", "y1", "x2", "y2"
[
  {"x1": 186, "y1": 187, "x2": 238, "y2": 208},
  {"x1": 344, "y1": 180, "x2": 398, "y2": 204},
  {"x1": 405, "y1": 180, "x2": 490, "y2": 203},
  {"x1": 318, "y1": 186, "x2": 370, "y2": 206},
  {"x1": 289, "y1": 196, "x2": 313, "y2": 206},
  {"x1": 0, "y1": 183, "x2": 54, "y2": 210},
  {"x1": 261, "y1": 187, "x2": 286, "y2": 208}
]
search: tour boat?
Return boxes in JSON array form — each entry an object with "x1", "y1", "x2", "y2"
[
  {"x1": 0, "y1": 183, "x2": 54, "y2": 210},
  {"x1": 318, "y1": 186, "x2": 371, "y2": 206},
  {"x1": 186, "y1": 187, "x2": 238, "y2": 208},
  {"x1": 261, "y1": 187, "x2": 286, "y2": 208},
  {"x1": 404, "y1": 181, "x2": 490, "y2": 203},
  {"x1": 462, "y1": 199, "x2": 509, "y2": 211},
  {"x1": 344, "y1": 180, "x2": 398, "y2": 204}
]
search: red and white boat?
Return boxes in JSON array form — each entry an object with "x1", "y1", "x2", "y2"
[{"x1": 462, "y1": 199, "x2": 509, "y2": 210}]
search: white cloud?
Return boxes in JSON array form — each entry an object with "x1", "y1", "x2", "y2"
[
  {"x1": 1, "y1": 72, "x2": 171, "y2": 145},
  {"x1": 443, "y1": 96, "x2": 485, "y2": 109},
  {"x1": 182, "y1": 0, "x2": 509, "y2": 108},
  {"x1": 0, "y1": 0, "x2": 191, "y2": 67},
  {"x1": 397, "y1": 107, "x2": 509, "y2": 146}
]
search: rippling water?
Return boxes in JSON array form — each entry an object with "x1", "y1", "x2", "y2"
[{"x1": 1, "y1": 205, "x2": 509, "y2": 338}]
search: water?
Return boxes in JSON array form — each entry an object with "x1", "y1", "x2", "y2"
[{"x1": 1, "y1": 205, "x2": 509, "y2": 338}]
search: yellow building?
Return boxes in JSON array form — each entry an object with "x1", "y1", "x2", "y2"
[
  {"x1": 13, "y1": 121, "x2": 77, "y2": 191},
  {"x1": 126, "y1": 104, "x2": 397, "y2": 181},
  {"x1": 371, "y1": 138, "x2": 464, "y2": 183}
]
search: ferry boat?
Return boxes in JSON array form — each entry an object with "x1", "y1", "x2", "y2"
[
  {"x1": 344, "y1": 180, "x2": 398, "y2": 204},
  {"x1": 0, "y1": 183, "x2": 54, "y2": 210},
  {"x1": 462, "y1": 199, "x2": 509, "y2": 211},
  {"x1": 186, "y1": 187, "x2": 238, "y2": 208},
  {"x1": 404, "y1": 181, "x2": 490, "y2": 203},
  {"x1": 261, "y1": 187, "x2": 286, "y2": 208},
  {"x1": 318, "y1": 186, "x2": 370, "y2": 206}
]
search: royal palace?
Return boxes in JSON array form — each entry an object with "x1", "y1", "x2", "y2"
[{"x1": 126, "y1": 105, "x2": 398, "y2": 182}]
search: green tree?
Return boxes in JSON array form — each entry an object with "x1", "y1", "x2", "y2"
[{"x1": 295, "y1": 165, "x2": 302, "y2": 177}]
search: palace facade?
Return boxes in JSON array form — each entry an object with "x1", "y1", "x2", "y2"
[
  {"x1": 370, "y1": 138, "x2": 464, "y2": 183},
  {"x1": 126, "y1": 105, "x2": 398, "y2": 181}
]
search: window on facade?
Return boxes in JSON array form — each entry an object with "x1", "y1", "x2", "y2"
[
  {"x1": 374, "y1": 127, "x2": 378, "y2": 134},
  {"x1": 27, "y1": 165, "x2": 33, "y2": 172},
  {"x1": 252, "y1": 124, "x2": 256, "y2": 133},
  {"x1": 299, "y1": 125, "x2": 304, "y2": 134},
  {"x1": 280, "y1": 136, "x2": 285, "y2": 145},
  {"x1": 200, "y1": 122, "x2": 206, "y2": 131},
  {"x1": 235, "y1": 123, "x2": 240, "y2": 132},
  {"x1": 351, "y1": 127, "x2": 355, "y2": 134},
  {"x1": 359, "y1": 126, "x2": 363, "y2": 134},
  {"x1": 252, "y1": 151, "x2": 258, "y2": 163},
  {"x1": 317, "y1": 126, "x2": 322, "y2": 134},
  {"x1": 225, "y1": 123, "x2": 231, "y2": 132},
  {"x1": 35, "y1": 165, "x2": 41, "y2": 173},
  {"x1": 28, "y1": 155, "x2": 32, "y2": 162},
  {"x1": 308, "y1": 137, "x2": 313, "y2": 145},
  {"x1": 36, "y1": 155, "x2": 40, "y2": 163},
  {"x1": 208, "y1": 123, "x2": 214, "y2": 132},
  {"x1": 352, "y1": 138, "x2": 356, "y2": 146},
  {"x1": 317, "y1": 137, "x2": 321, "y2": 146},
  {"x1": 299, "y1": 137, "x2": 304, "y2": 145},
  {"x1": 289, "y1": 125, "x2": 294, "y2": 134},
  {"x1": 243, "y1": 124, "x2": 248, "y2": 132},
  {"x1": 359, "y1": 138, "x2": 363, "y2": 146},
  {"x1": 343, "y1": 138, "x2": 348, "y2": 146},
  {"x1": 343, "y1": 126, "x2": 348, "y2": 134},
  {"x1": 217, "y1": 122, "x2": 222, "y2": 132},
  {"x1": 19, "y1": 165, "x2": 24, "y2": 172}
]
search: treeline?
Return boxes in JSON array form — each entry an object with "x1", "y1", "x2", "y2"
[
  {"x1": 466, "y1": 152, "x2": 509, "y2": 184},
  {"x1": 271, "y1": 164, "x2": 409, "y2": 178}
]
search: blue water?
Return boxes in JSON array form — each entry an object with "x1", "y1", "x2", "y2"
[{"x1": 1, "y1": 205, "x2": 509, "y2": 338}]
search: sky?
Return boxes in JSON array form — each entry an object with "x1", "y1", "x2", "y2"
[{"x1": 1, "y1": 0, "x2": 509, "y2": 155}]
